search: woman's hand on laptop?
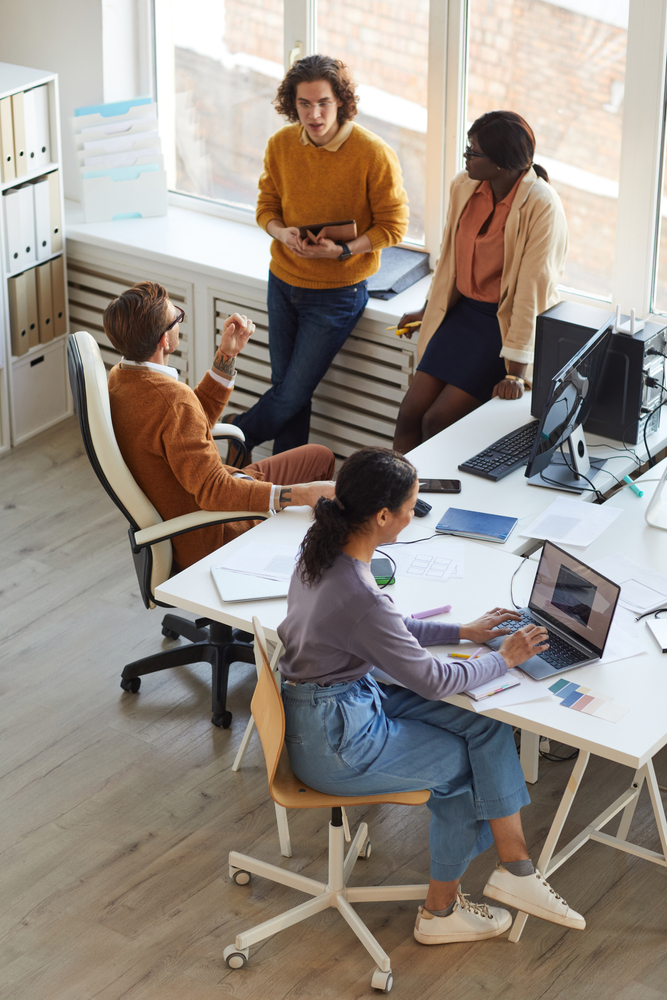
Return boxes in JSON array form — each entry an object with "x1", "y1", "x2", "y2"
[
  {"x1": 499, "y1": 624, "x2": 550, "y2": 669},
  {"x1": 459, "y1": 607, "x2": 521, "y2": 643}
]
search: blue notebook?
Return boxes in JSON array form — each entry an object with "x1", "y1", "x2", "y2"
[{"x1": 436, "y1": 507, "x2": 518, "y2": 543}]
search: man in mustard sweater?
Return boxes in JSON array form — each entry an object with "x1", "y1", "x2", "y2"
[
  {"x1": 231, "y1": 54, "x2": 409, "y2": 457},
  {"x1": 106, "y1": 281, "x2": 336, "y2": 570}
]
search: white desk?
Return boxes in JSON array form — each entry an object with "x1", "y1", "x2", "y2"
[
  {"x1": 406, "y1": 392, "x2": 667, "y2": 556},
  {"x1": 156, "y1": 509, "x2": 667, "y2": 943}
]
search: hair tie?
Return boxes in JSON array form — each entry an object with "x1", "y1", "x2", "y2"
[{"x1": 333, "y1": 496, "x2": 345, "y2": 511}]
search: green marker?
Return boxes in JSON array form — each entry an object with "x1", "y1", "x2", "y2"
[{"x1": 623, "y1": 475, "x2": 643, "y2": 497}]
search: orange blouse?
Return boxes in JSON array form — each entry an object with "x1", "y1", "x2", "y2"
[{"x1": 455, "y1": 173, "x2": 524, "y2": 303}]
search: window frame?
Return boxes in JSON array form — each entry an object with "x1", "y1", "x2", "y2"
[{"x1": 153, "y1": 0, "x2": 667, "y2": 311}]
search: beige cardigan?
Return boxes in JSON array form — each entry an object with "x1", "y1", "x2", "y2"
[{"x1": 416, "y1": 168, "x2": 569, "y2": 371}]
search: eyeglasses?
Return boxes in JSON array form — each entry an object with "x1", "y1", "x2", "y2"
[
  {"x1": 297, "y1": 100, "x2": 336, "y2": 110},
  {"x1": 163, "y1": 306, "x2": 185, "y2": 334},
  {"x1": 463, "y1": 146, "x2": 490, "y2": 160}
]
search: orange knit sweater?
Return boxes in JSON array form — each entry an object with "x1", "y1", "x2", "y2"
[
  {"x1": 256, "y1": 123, "x2": 409, "y2": 289},
  {"x1": 108, "y1": 365, "x2": 273, "y2": 569}
]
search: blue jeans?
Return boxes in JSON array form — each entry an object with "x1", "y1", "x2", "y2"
[
  {"x1": 234, "y1": 272, "x2": 369, "y2": 454},
  {"x1": 282, "y1": 675, "x2": 530, "y2": 882}
]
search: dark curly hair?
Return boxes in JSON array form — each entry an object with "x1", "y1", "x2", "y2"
[
  {"x1": 469, "y1": 110, "x2": 550, "y2": 183},
  {"x1": 274, "y1": 54, "x2": 358, "y2": 125},
  {"x1": 297, "y1": 447, "x2": 417, "y2": 586}
]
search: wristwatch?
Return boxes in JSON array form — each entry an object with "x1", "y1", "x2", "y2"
[
  {"x1": 504, "y1": 374, "x2": 525, "y2": 385},
  {"x1": 337, "y1": 243, "x2": 353, "y2": 261}
]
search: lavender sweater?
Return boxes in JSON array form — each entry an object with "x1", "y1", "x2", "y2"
[{"x1": 278, "y1": 553, "x2": 507, "y2": 701}]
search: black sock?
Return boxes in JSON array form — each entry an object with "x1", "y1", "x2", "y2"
[{"x1": 502, "y1": 859, "x2": 535, "y2": 877}]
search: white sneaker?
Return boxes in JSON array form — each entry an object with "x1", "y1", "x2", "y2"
[
  {"x1": 414, "y1": 891, "x2": 512, "y2": 945},
  {"x1": 484, "y1": 864, "x2": 586, "y2": 930}
]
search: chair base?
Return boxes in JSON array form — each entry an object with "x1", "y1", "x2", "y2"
[
  {"x1": 225, "y1": 809, "x2": 429, "y2": 992},
  {"x1": 120, "y1": 618, "x2": 255, "y2": 727}
]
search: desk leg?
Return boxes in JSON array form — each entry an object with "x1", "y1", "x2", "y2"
[
  {"x1": 616, "y1": 767, "x2": 644, "y2": 841},
  {"x1": 646, "y1": 759, "x2": 667, "y2": 860},
  {"x1": 520, "y1": 730, "x2": 540, "y2": 784},
  {"x1": 508, "y1": 750, "x2": 590, "y2": 943}
]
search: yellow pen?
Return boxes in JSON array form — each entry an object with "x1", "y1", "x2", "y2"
[{"x1": 385, "y1": 321, "x2": 422, "y2": 336}]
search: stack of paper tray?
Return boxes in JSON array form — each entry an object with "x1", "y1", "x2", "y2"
[{"x1": 72, "y1": 97, "x2": 167, "y2": 223}]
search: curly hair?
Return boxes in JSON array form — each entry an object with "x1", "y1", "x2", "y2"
[
  {"x1": 274, "y1": 54, "x2": 358, "y2": 125},
  {"x1": 297, "y1": 447, "x2": 417, "y2": 586}
]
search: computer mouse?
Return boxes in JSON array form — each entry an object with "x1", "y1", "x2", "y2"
[{"x1": 414, "y1": 498, "x2": 432, "y2": 517}]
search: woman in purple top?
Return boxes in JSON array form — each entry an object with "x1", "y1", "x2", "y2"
[{"x1": 278, "y1": 447, "x2": 586, "y2": 945}]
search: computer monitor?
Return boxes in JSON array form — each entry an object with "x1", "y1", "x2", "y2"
[{"x1": 525, "y1": 321, "x2": 614, "y2": 492}]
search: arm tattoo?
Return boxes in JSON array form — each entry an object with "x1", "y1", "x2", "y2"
[
  {"x1": 279, "y1": 487, "x2": 292, "y2": 508},
  {"x1": 212, "y1": 353, "x2": 236, "y2": 378}
]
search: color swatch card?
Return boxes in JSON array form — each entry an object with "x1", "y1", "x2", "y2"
[{"x1": 548, "y1": 678, "x2": 628, "y2": 722}]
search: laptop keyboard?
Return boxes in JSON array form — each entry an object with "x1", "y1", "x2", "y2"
[{"x1": 497, "y1": 614, "x2": 589, "y2": 670}]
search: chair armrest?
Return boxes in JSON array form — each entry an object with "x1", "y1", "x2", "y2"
[
  {"x1": 213, "y1": 423, "x2": 245, "y2": 443},
  {"x1": 132, "y1": 509, "x2": 271, "y2": 549}
]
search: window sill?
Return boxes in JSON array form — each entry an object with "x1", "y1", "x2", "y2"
[{"x1": 64, "y1": 200, "x2": 432, "y2": 325}]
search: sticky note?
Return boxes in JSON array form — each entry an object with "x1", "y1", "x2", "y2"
[
  {"x1": 593, "y1": 701, "x2": 629, "y2": 723},
  {"x1": 561, "y1": 690, "x2": 586, "y2": 708},
  {"x1": 554, "y1": 682, "x2": 581, "y2": 701},
  {"x1": 549, "y1": 678, "x2": 570, "y2": 694},
  {"x1": 571, "y1": 694, "x2": 595, "y2": 712}
]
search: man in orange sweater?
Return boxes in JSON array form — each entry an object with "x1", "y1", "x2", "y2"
[
  {"x1": 231, "y1": 54, "x2": 409, "y2": 458},
  {"x1": 106, "y1": 281, "x2": 336, "y2": 570}
]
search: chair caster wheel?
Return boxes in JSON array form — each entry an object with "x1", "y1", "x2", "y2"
[
  {"x1": 120, "y1": 677, "x2": 141, "y2": 693},
  {"x1": 161, "y1": 627, "x2": 179, "y2": 640},
  {"x1": 212, "y1": 711, "x2": 232, "y2": 728},
  {"x1": 223, "y1": 944, "x2": 249, "y2": 969},
  {"x1": 359, "y1": 839, "x2": 372, "y2": 859},
  {"x1": 230, "y1": 867, "x2": 251, "y2": 885},
  {"x1": 371, "y1": 968, "x2": 393, "y2": 992}
]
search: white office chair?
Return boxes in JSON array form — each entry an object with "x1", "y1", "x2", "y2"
[
  {"x1": 67, "y1": 330, "x2": 270, "y2": 728},
  {"x1": 223, "y1": 617, "x2": 431, "y2": 993}
]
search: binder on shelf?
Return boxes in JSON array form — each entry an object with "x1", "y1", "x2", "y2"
[
  {"x1": 81, "y1": 164, "x2": 168, "y2": 222},
  {"x1": 47, "y1": 170, "x2": 62, "y2": 252},
  {"x1": 35, "y1": 260, "x2": 53, "y2": 342},
  {"x1": 25, "y1": 265, "x2": 40, "y2": 348},
  {"x1": 8, "y1": 271, "x2": 29, "y2": 356},
  {"x1": 23, "y1": 85, "x2": 50, "y2": 169},
  {"x1": 50, "y1": 254, "x2": 67, "y2": 337},
  {"x1": 17, "y1": 183, "x2": 36, "y2": 268},
  {"x1": 0, "y1": 95, "x2": 15, "y2": 183},
  {"x1": 11, "y1": 91, "x2": 27, "y2": 177},
  {"x1": 32, "y1": 175, "x2": 51, "y2": 259},
  {"x1": 3, "y1": 187, "x2": 22, "y2": 272}
]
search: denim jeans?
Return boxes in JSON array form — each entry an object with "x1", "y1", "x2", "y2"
[
  {"x1": 234, "y1": 272, "x2": 369, "y2": 455},
  {"x1": 282, "y1": 675, "x2": 529, "y2": 882}
]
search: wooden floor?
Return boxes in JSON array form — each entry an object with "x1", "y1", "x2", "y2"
[{"x1": 2, "y1": 417, "x2": 667, "y2": 1000}]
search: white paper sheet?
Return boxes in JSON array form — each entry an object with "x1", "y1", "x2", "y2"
[
  {"x1": 217, "y1": 541, "x2": 300, "y2": 581},
  {"x1": 381, "y1": 539, "x2": 465, "y2": 580},
  {"x1": 519, "y1": 497, "x2": 622, "y2": 547},
  {"x1": 591, "y1": 554, "x2": 667, "y2": 614},
  {"x1": 465, "y1": 668, "x2": 553, "y2": 713}
]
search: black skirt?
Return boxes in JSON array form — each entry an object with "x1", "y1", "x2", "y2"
[{"x1": 417, "y1": 295, "x2": 507, "y2": 402}]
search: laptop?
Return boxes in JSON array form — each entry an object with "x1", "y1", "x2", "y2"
[
  {"x1": 211, "y1": 567, "x2": 288, "y2": 603},
  {"x1": 485, "y1": 540, "x2": 621, "y2": 680}
]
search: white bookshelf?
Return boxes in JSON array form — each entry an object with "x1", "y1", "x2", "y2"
[{"x1": 0, "y1": 61, "x2": 71, "y2": 453}]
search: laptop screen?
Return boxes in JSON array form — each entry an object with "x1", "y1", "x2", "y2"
[{"x1": 529, "y1": 541, "x2": 621, "y2": 656}]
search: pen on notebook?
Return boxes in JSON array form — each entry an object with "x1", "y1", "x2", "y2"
[
  {"x1": 623, "y1": 475, "x2": 643, "y2": 497},
  {"x1": 450, "y1": 646, "x2": 484, "y2": 659},
  {"x1": 478, "y1": 683, "x2": 515, "y2": 699},
  {"x1": 411, "y1": 604, "x2": 452, "y2": 620}
]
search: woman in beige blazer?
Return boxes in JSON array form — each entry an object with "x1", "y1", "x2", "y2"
[{"x1": 393, "y1": 111, "x2": 568, "y2": 454}]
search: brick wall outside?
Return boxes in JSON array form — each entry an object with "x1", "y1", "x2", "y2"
[{"x1": 174, "y1": 0, "x2": 667, "y2": 302}]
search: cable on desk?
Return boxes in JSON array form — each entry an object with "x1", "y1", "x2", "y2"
[
  {"x1": 634, "y1": 607, "x2": 667, "y2": 622},
  {"x1": 540, "y1": 745, "x2": 579, "y2": 762},
  {"x1": 510, "y1": 555, "x2": 530, "y2": 610},
  {"x1": 383, "y1": 533, "x2": 440, "y2": 546}
]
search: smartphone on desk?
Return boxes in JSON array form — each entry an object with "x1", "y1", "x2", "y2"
[{"x1": 419, "y1": 479, "x2": 461, "y2": 494}]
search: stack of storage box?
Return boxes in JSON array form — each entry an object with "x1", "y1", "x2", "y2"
[{"x1": 72, "y1": 97, "x2": 167, "y2": 223}]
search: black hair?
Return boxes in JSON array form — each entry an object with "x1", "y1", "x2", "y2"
[
  {"x1": 469, "y1": 110, "x2": 549, "y2": 183},
  {"x1": 297, "y1": 447, "x2": 417, "y2": 586}
]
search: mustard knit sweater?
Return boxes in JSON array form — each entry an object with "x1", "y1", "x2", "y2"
[{"x1": 256, "y1": 123, "x2": 409, "y2": 289}]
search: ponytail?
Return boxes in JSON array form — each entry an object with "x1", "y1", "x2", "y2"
[
  {"x1": 469, "y1": 111, "x2": 550, "y2": 184},
  {"x1": 532, "y1": 161, "x2": 550, "y2": 183},
  {"x1": 298, "y1": 447, "x2": 417, "y2": 586}
]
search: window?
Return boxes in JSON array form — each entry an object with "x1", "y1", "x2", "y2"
[
  {"x1": 170, "y1": 0, "x2": 284, "y2": 209},
  {"x1": 466, "y1": 0, "x2": 628, "y2": 300}
]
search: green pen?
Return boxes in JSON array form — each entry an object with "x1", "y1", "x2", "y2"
[{"x1": 623, "y1": 475, "x2": 643, "y2": 497}]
